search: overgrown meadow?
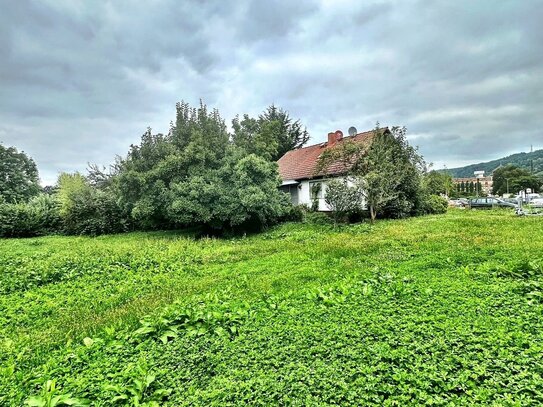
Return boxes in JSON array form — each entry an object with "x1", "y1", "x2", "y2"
[{"x1": 1, "y1": 210, "x2": 543, "y2": 405}]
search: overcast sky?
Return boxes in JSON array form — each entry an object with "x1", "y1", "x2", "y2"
[{"x1": 1, "y1": 0, "x2": 542, "y2": 185}]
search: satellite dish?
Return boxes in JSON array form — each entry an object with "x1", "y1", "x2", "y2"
[{"x1": 348, "y1": 126, "x2": 357, "y2": 136}]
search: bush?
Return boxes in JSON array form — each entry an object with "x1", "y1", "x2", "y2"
[
  {"x1": 167, "y1": 153, "x2": 288, "y2": 231},
  {"x1": 417, "y1": 194, "x2": 448, "y2": 215},
  {"x1": 58, "y1": 173, "x2": 129, "y2": 236},
  {"x1": 324, "y1": 178, "x2": 364, "y2": 224},
  {"x1": 62, "y1": 188, "x2": 128, "y2": 236},
  {"x1": 304, "y1": 211, "x2": 333, "y2": 225},
  {"x1": 280, "y1": 203, "x2": 305, "y2": 223},
  {"x1": 0, "y1": 194, "x2": 60, "y2": 237}
]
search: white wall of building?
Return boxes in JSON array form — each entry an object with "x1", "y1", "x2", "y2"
[{"x1": 293, "y1": 177, "x2": 366, "y2": 212}]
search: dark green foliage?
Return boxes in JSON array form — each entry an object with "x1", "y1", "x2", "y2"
[
  {"x1": 166, "y1": 152, "x2": 289, "y2": 231},
  {"x1": 231, "y1": 104, "x2": 310, "y2": 161},
  {"x1": 0, "y1": 194, "x2": 60, "y2": 238},
  {"x1": 279, "y1": 203, "x2": 305, "y2": 223},
  {"x1": 445, "y1": 148, "x2": 543, "y2": 178},
  {"x1": 492, "y1": 164, "x2": 541, "y2": 195},
  {"x1": 61, "y1": 187, "x2": 128, "y2": 236},
  {"x1": 0, "y1": 143, "x2": 41, "y2": 204},
  {"x1": 57, "y1": 173, "x2": 128, "y2": 236},
  {"x1": 303, "y1": 211, "x2": 333, "y2": 225},
  {"x1": 258, "y1": 104, "x2": 310, "y2": 161},
  {"x1": 118, "y1": 101, "x2": 288, "y2": 232},
  {"x1": 1, "y1": 102, "x2": 304, "y2": 237},
  {"x1": 231, "y1": 115, "x2": 279, "y2": 161}
]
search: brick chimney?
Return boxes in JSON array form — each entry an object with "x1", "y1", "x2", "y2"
[{"x1": 327, "y1": 130, "x2": 343, "y2": 146}]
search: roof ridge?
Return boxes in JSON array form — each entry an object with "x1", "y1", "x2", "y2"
[
  {"x1": 278, "y1": 127, "x2": 380, "y2": 181},
  {"x1": 288, "y1": 129, "x2": 376, "y2": 153}
]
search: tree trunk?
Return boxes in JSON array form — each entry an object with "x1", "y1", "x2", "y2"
[{"x1": 370, "y1": 205, "x2": 376, "y2": 224}]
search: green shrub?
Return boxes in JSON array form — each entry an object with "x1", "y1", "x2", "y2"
[
  {"x1": 0, "y1": 194, "x2": 60, "y2": 237},
  {"x1": 280, "y1": 204, "x2": 305, "y2": 222},
  {"x1": 417, "y1": 194, "x2": 448, "y2": 215},
  {"x1": 304, "y1": 211, "x2": 333, "y2": 225},
  {"x1": 62, "y1": 188, "x2": 128, "y2": 236},
  {"x1": 57, "y1": 173, "x2": 129, "y2": 236}
]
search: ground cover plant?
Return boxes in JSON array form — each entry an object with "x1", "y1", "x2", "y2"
[{"x1": 1, "y1": 210, "x2": 543, "y2": 405}]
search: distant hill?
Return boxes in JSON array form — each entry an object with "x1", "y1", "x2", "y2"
[{"x1": 442, "y1": 149, "x2": 543, "y2": 178}]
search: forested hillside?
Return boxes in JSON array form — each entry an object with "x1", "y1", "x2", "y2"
[{"x1": 444, "y1": 149, "x2": 543, "y2": 177}]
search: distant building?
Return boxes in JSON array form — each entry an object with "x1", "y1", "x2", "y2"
[{"x1": 453, "y1": 171, "x2": 493, "y2": 195}]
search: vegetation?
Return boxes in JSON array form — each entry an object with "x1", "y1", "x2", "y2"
[
  {"x1": 452, "y1": 180, "x2": 484, "y2": 198},
  {"x1": 0, "y1": 143, "x2": 41, "y2": 204},
  {"x1": 0, "y1": 101, "x2": 308, "y2": 237},
  {"x1": 0, "y1": 194, "x2": 60, "y2": 238},
  {"x1": 492, "y1": 164, "x2": 541, "y2": 195},
  {"x1": 324, "y1": 178, "x2": 363, "y2": 224},
  {"x1": 318, "y1": 126, "x2": 432, "y2": 222},
  {"x1": 424, "y1": 170, "x2": 453, "y2": 196},
  {"x1": 2, "y1": 210, "x2": 543, "y2": 405},
  {"x1": 444, "y1": 148, "x2": 543, "y2": 178},
  {"x1": 257, "y1": 104, "x2": 310, "y2": 161},
  {"x1": 119, "y1": 102, "x2": 290, "y2": 232}
]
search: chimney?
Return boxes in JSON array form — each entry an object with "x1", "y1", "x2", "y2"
[{"x1": 327, "y1": 130, "x2": 343, "y2": 146}]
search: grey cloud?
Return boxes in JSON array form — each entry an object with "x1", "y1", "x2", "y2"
[{"x1": 0, "y1": 0, "x2": 542, "y2": 184}]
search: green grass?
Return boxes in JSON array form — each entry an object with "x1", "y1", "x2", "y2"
[{"x1": 1, "y1": 210, "x2": 543, "y2": 405}]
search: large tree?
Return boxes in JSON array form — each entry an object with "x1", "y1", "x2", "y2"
[
  {"x1": 492, "y1": 164, "x2": 541, "y2": 195},
  {"x1": 232, "y1": 105, "x2": 310, "y2": 162},
  {"x1": 257, "y1": 104, "x2": 310, "y2": 161},
  {"x1": 117, "y1": 101, "x2": 288, "y2": 231},
  {"x1": 0, "y1": 143, "x2": 41, "y2": 203},
  {"x1": 231, "y1": 114, "x2": 279, "y2": 161}
]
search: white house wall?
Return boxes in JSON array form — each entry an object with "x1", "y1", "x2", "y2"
[{"x1": 295, "y1": 177, "x2": 366, "y2": 212}]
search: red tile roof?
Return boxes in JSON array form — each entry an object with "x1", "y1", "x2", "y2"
[{"x1": 278, "y1": 129, "x2": 381, "y2": 181}]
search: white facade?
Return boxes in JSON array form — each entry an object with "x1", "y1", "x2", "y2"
[{"x1": 281, "y1": 177, "x2": 366, "y2": 212}]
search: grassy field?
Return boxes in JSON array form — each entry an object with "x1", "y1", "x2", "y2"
[{"x1": 1, "y1": 210, "x2": 543, "y2": 405}]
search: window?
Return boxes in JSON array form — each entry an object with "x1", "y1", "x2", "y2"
[{"x1": 309, "y1": 181, "x2": 323, "y2": 199}]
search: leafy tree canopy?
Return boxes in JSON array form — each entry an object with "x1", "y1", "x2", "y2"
[
  {"x1": 317, "y1": 125, "x2": 427, "y2": 222},
  {"x1": 0, "y1": 143, "x2": 41, "y2": 203},
  {"x1": 117, "y1": 101, "x2": 289, "y2": 231},
  {"x1": 492, "y1": 164, "x2": 541, "y2": 195},
  {"x1": 424, "y1": 170, "x2": 453, "y2": 196},
  {"x1": 259, "y1": 104, "x2": 310, "y2": 160},
  {"x1": 232, "y1": 104, "x2": 310, "y2": 162}
]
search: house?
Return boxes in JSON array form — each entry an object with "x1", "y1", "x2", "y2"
[{"x1": 277, "y1": 128, "x2": 387, "y2": 211}]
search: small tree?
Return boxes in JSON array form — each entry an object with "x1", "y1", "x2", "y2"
[
  {"x1": 324, "y1": 178, "x2": 363, "y2": 225},
  {"x1": 425, "y1": 171, "x2": 453, "y2": 196},
  {"x1": 317, "y1": 124, "x2": 426, "y2": 223}
]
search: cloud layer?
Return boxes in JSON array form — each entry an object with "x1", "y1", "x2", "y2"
[{"x1": 1, "y1": 0, "x2": 541, "y2": 184}]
